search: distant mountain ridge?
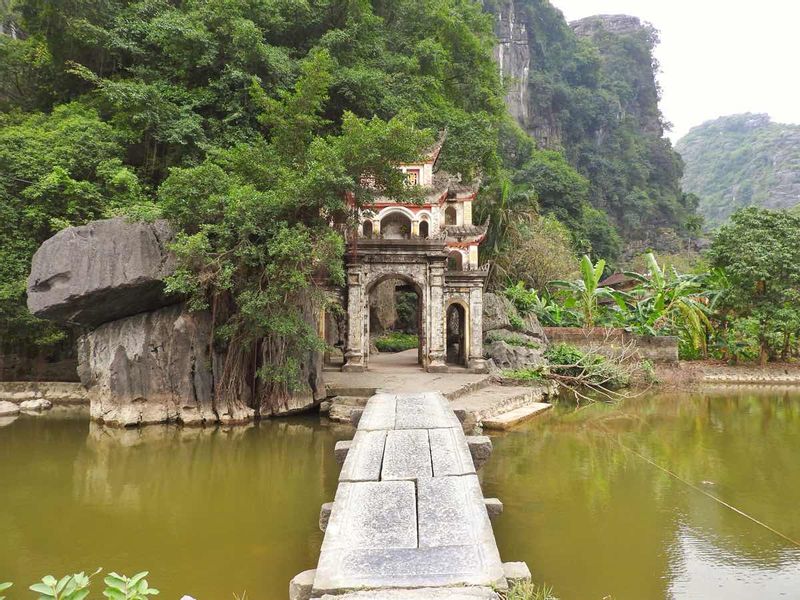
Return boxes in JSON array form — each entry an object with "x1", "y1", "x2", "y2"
[{"x1": 676, "y1": 113, "x2": 800, "y2": 226}]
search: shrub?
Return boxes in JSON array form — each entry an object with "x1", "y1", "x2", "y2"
[
  {"x1": 502, "y1": 367, "x2": 544, "y2": 382},
  {"x1": 544, "y1": 343, "x2": 630, "y2": 389},
  {"x1": 374, "y1": 332, "x2": 418, "y2": 352}
]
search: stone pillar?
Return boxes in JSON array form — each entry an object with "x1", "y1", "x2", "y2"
[
  {"x1": 343, "y1": 268, "x2": 366, "y2": 372},
  {"x1": 427, "y1": 263, "x2": 447, "y2": 372},
  {"x1": 468, "y1": 287, "x2": 487, "y2": 372},
  {"x1": 411, "y1": 220, "x2": 420, "y2": 238}
]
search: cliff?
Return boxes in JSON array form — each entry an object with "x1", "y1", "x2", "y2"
[
  {"x1": 676, "y1": 114, "x2": 800, "y2": 226},
  {"x1": 488, "y1": 1, "x2": 691, "y2": 250}
]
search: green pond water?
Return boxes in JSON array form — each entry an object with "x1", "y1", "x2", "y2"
[{"x1": 2, "y1": 389, "x2": 800, "y2": 600}]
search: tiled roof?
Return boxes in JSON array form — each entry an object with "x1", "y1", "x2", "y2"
[{"x1": 444, "y1": 225, "x2": 487, "y2": 238}]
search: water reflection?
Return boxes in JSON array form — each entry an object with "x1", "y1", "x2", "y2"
[
  {"x1": 480, "y1": 390, "x2": 800, "y2": 600},
  {"x1": 0, "y1": 414, "x2": 352, "y2": 599}
]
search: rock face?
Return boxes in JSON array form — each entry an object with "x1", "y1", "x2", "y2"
[
  {"x1": 77, "y1": 303, "x2": 254, "y2": 426},
  {"x1": 482, "y1": 293, "x2": 513, "y2": 332},
  {"x1": 492, "y1": 0, "x2": 531, "y2": 132},
  {"x1": 481, "y1": 293, "x2": 546, "y2": 371},
  {"x1": 27, "y1": 218, "x2": 177, "y2": 327}
]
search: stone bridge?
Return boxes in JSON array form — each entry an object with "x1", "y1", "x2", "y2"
[{"x1": 290, "y1": 392, "x2": 531, "y2": 599}]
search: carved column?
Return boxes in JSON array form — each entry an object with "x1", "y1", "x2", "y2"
[
  {"x1": 342, "y1": 267, "x2": 366, "y2": 372},
  {"x1": 468, "y1": 286, "x2": 487, "y2": 372},
  {"x1": 427, "y1": 262, "x2": 447, "y2": 372}
]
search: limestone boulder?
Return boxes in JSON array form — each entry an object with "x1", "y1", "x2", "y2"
[
  {"x1": 19, "y1": 399, "x2": 53, "y2": 411},
  {"x1": 484, "y1": 340, "x2": 546, "y2": 372},
  {"x1": 77, "y1": 303, "x2": 254, "y2": 426},
  {"x1": 520, "y1": 312, "x2": 546, "y2": 340},
  {"x1": 0, "y1": 400, "x2": 20, "y2": 416},
  {"x1": 27, "y1": 218, "x2": 178, "y2": 327},
  {"x1": 482, "y1": 293, "x2": 514, "y2": 332}
]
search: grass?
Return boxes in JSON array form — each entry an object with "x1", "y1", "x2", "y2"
[
  {"x1": 374, "y1": 331, "x2": 419, "y2": 352},
  {"x1": 507, "y1": 581, "x2": 559, "y2": 600}
]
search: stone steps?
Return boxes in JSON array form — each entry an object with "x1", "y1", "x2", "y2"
[
  {"x1": 449, "y1": 383, "x2": 551, "y2": 430},
  {"x1": 482, "y1": 403, "x2": 552, "y2": 431}
]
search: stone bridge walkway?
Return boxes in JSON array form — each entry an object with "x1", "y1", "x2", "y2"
[{"x1": 290, "y1": 392, "x2": 530, "y2": 599}]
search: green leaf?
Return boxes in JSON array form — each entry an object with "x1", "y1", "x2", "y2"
[
  {"x1": 0, "y1": 583, "x2": 12, "y2": 592},
  {"x1": 29, "y1": 582, "x2": 55, "y2": 595}
]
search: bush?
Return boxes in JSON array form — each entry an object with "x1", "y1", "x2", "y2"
[
  {"x1": 374, "y1": 332, "x2": 418, "y2": 352},
  {"x1": 502, "y1": 367, "x2": 544, "y2": 382},
  {"x1": 544, "y1": 343, "x2": 630, "y2": 389}
]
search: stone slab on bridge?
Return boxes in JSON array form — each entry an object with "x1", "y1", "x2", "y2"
[{"x1": 303, "y1": 391, "x2": 519, "y2": 598}]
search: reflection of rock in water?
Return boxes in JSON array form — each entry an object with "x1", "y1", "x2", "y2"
[
  {"x1": 74, "y1": 420, "x2": 341, "y2": 516},
  {"x1": 0, "y1": 415, "x2": 18, "y2": 427}
]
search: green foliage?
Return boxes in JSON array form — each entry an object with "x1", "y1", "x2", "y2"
[
  {"x1": 0, "y1": 582, "x2": 11, "y2": 600},
  {"x1": 485, "y1": 330, "x2": 541, "y2": 349},
  {"x1": 619, "y1": 252, "x2": 713, "y2": 356},
  {"x1": 500, "y1": 7, "x2": 693, "y2": 253},
  {"x1": 507, "y1": 581, "x2": 559, "y2": 600},
  {"x1": 676, "y1": 114, "x2": 800, "y2": 226},
  {"x1": 503, "y1": 282, "x2": 540, "y2": 316},
  {"x1": 550, "y1": 255, "x2": 610, "y2": 327},
  {"x1": 501, "y1": 366, "x2": 544, "y2": 382},
  {"x1": 0, "y1": 103, "x2": 138, "y2": 351},
  {"x1": 19, "y1": 570, "x2": 157, "y2": 600},
  {"x1": 374, "y1": 332, "x2": 419, "y2": 353},
  {"x1": 102, "y1": 572, "x2": 158, "y2": 600},
  {"x1": 1, "y1": 0, "x2": 505, "y2": 384},
  {"x1": 28, "y1": 569, "x2": 101, "y2": 600},
  {"x1": 709, "y1": 207, "x2": 800, "y2": 363},
  {"x1": 544, "y1": 343, "x2": 630, "y2": 389}
]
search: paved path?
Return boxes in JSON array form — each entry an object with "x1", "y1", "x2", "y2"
[{"x1": 293, "y1": 392, "x2": 528, "y2": 599}]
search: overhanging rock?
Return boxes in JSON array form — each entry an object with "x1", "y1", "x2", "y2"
[{"x1": 27, "y1": 218, "x2": 178, "y2": 327}]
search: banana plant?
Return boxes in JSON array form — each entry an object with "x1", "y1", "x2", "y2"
[
  {"x1": 621, "y1": 252, "x2": 713, "y2": 354},
  {"x1": 549, "y1": 255, "x2": 612, "y2": 327}
]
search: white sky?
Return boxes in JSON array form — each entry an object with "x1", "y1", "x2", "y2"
[{"x1": 550, "y1": 0, "x2": 800, "y2": 141}]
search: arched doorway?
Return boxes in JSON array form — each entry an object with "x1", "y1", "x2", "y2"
[
  {"x1": 446, "y1": 303, "x2": 467, "y2": 366},
  {"x1": 380, "y1": 212, "x2": 412, "y2": 239},
  {"x1": 362, "y1": 220, "x2": 373, "y2": 238},
  {"x1": 366, "y1": 275, "x2": 425, "y2": 368},
  {"x1": 419, "y1": 220, "x2": 429, "y2": 239}
]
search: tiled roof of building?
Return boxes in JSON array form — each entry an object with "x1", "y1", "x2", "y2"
[{"x1": 444, "y1": 224, "x2": 487, "y2": 239}]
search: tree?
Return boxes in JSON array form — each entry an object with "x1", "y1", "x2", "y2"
[{"x1": 709, "y1": 207, "x2": 800, "y2": 364}]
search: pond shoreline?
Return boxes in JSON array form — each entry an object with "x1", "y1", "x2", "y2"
[{"x1": 654, "y1": 360, "x2": 800, "y2": 389}]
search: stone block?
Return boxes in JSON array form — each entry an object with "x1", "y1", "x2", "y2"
[
  {"x1": 319, "y1": 502, "x2": 333, "y2": 532},
  {"x1": 317, "y1": 588, "x2": 501, "y2": 599},
  {"x1": 289, "y1": 569, "x2": 315, "y2": 600},
  {"x1": 351, "y1": 408, "x2": 364, "y2": 427},
  {"x1": 465, "y1": 435, "x2": 493, "y2": 469},
  {"x1": 27, "y1": 218, "x2": 178, "y2": 327},
  {"x1": 395, "y1": 393, "x2": 460, "y2": 430},
  {"x1": 313, "y1": 544, "x2": 505, "y2": 594},
  {"x1": 340, "y1": 430, "x2": 387, "y2": 482},
  {"x1": 358, "y1": 394, "x2": 396, "y2": 431},
  {"x1": 381, "y1": 429, "x2": 432, "y2": 481},
  {"x1": 429, "y1": 428, "x2": 475, "y2": 476},
  {"x1": 484, "y1": 498, "x2": 503, "y2": 518},
  {"x1": 334, "y1": 440, "x2": 352, "y2": 464},
  {"x1": 502, "y1": 562, "x2": 532, "y2": 587},
  {"x1": 321, "y1": 481, "x2": 417, "y2": 550},
  {"x1": 417, "y1": 475, "x2": 496, "y2": 549}
]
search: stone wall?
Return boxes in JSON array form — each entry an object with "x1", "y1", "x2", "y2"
[{"x1": 543, "y1": 327, "x2": 679, "y2": 364}]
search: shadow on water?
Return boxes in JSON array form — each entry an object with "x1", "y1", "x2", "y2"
[
  {"x1": 0, "y1": 412, "x2": 353, "y2": 599},
  {"x1": 479, "y1": 389, "x2": 800, "y2": 600}
]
